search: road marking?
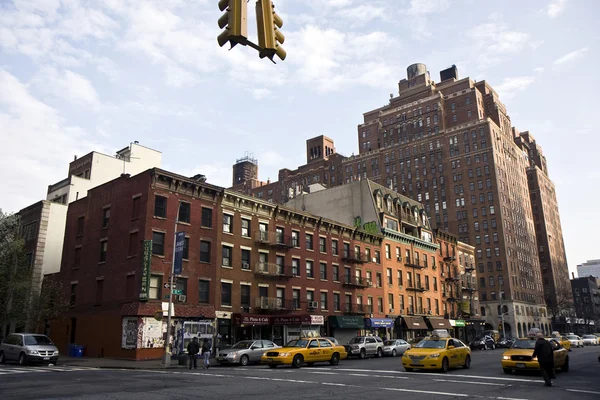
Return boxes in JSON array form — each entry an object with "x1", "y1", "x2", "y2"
[
  {"x1": 321, "y1": 368, "x2": 538, "y2": 383},
  {"x1": 382, "y1": 387, "x2": 470, "y2": 397},
  {"x1": 321, "y1": 382, "x2": 347, "y2": 386},
  {"x1": 309, "y1": 371, "x2": 339, "y2": 375},
  {"x1": 565, "y1": 389, "x2": 600, "y2": 395},
  {"x1": 434, "y1": 379, "x2": 508, "y2": 386}
]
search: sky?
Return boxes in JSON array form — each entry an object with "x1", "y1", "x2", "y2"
[{"x1": 0, "y1": 0, "x2": 598, "y2": 276}]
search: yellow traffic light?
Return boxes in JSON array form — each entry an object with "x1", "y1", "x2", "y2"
[
  {"x1": 256, "y1": 0, "x2": 286, "y2": 61},
  {"x1": 217, "y1": 0, "x2": 248, "y2": 48}
]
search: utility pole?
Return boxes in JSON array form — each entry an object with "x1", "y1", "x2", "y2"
[
  {"x1": 499, "y1": 284, "x2": 505, "y2": 341},
  {"x1": 162, "y1": 202, "x2": 179, "y2": 367}
]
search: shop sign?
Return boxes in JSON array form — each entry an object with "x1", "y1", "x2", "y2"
[
  {"x1": 216, "y1": 311, "x2": 232, "y2": 319},
  {"x1": 310, "y1": 315, "x2": 324, "y2": 325},
  {"x1": 454, "y1": 320, "x2": 466, "y2": 327},
  {"x1": 139, "y1": 240, "x2": 152, "y2": 301},
  {"x1": 238, "y1": 315, "x2": 271, "y2": 325},
  {"x1": 273, "y1": 315, "x2": 311, "y2": 325}
]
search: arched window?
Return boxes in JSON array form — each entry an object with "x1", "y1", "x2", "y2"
[{"x1": 480, "y1": 307, "x2": 486, "y2": 316}]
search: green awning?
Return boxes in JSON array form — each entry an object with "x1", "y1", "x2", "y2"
[{"x1": 329, "y1": 316, "x2": 365, "y2": 329}]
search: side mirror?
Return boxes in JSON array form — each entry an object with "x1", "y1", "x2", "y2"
[
  {"x1": 448, "y1": 345, "x2": 455, "y2": 349},
  {"x1": 250, "y1": 346, "x2": 258, "y2": 350}
]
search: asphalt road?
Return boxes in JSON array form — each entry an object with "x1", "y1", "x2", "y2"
[{"x1": 1, "y1": 346, "x2": 599, "y2": 400}]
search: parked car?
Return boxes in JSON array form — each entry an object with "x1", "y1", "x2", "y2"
[
  {"x1": 0, "y1": 333, "x2": 59, "y2": 365},
  {"x1": 216, "y1": 340, "x2": 279, "y2": 366},
  {"x1": 566, "y1": 335, "x2": 584, "y2": 348},
  {"x1": 345, "y1": 336, "x2": 384, "y2": 359},
  {"x1": 582, "y1": 335, "x2": 598, "y2": 346},
  {"x1": 322, "y1": 337, "x2": 339, "y2": 346},
  {"x1": 261, "y1": 337, "x2": 347, "y2": 368},
  {"x1": 382, "y1": 339, "x2": 410, "y2": 357},
  {"x1": 470, "y1": 335, "x2": 496, "y2": 350},
  {"x1": 498, "y1": 338, "x2": 515, "y2": 348}
]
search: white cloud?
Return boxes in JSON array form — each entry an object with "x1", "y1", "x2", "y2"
[
  {"x1": 493, "y1": 76, "x2": 536, "y2": 100},
  {"x1": 252, "y1": 88, "x2": 272, "y2": 100},
  {"x1": 547, "y1": 0, "x2": 568, "y2": 18},
  {"x1": 0, "y1": 68, "x2": 103, "y2": 212},
  {"x1": 31, "y1": 67, "x2": 100, "y2": 105},
  {"x1": 408, "y1": 0, "x2": 450, "y2": 15},
  {"x1": 553, "y1": 47, "x2": 589, "y2": 65},
  {"x1": 534, "y1": 67, "x2": 545, "y2": 73},
  {"x1": 337, "y1": 4, "x2": 387, "y2": 23}
]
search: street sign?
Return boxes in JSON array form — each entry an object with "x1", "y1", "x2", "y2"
[
  {"x1": 172, "y1": 289, "x2": 183, "y2": 295},
  {"x1": 164, "y1": 283, "x2": 170, "y2": 289},
  {"x1": 164, "y1": 294, "x2": 170, "y2": 299}
]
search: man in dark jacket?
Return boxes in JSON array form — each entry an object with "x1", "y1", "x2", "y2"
[
  {"x1": 532, "y1": 332, "x2": 554, "y2": 386},
  {"x1": 187, "y1": 337, "x2": 200, "y2": 370}
]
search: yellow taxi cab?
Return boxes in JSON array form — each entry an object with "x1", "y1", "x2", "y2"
[
  {"x1": 550, "y1": 331, "x2": 571, "y2": 351},
  {"x1": 260, "y1": 337, "x2": 348, "y2": 368},
  {"x1": 401, "y1": 330, "x2": 471, "y2": 373},
  {"x1": 501, "y1": 335, "x2": 569, "y2": 374}
]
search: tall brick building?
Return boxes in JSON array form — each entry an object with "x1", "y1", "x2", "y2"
[{"x1": 231, "y1": 63, "x2": 570, "y2": 338}]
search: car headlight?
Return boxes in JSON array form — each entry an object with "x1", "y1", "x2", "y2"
[
  {"x1": 351, "y1": 345, "x2": 359, "y2": 349},
  {"x1": 27, "y1": 350, "x2": 39, "y2": 355},
  {"x1": 480, "y1": 341, "x2": 485, "y2": 345},
  {"x1": 502, "y1": 355, "x2": 510, "y2": 360},
  {"x1": 532, "y1": 356, "x2": 538, "y2": 361},
  {"x1": 428, "y1": 353, "x2": 440, "y2": 358},
  {"x1": 228, "y1": 352, "x2": 238, "y2": 357},
  {"x1": 53, "y1": 351, "x2": 59, "y2": 356},
  {"x1": 278, "y1": 352, "x2": 291, "y2": 357}
]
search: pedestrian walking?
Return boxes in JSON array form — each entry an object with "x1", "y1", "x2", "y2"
[
  {"x1": 532, "y1": 332, "x2": 555, "y2": 386},
  {"x1": 187, "y1": 337, "x2": 200, "y2": 370},
  {"x1": 201, "y1": 338, "x2": 211, "y2": 369}
]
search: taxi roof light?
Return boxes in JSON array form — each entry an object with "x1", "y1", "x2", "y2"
[{"x1": 430, "y1": 329, "x2": 451, "y2": 338}]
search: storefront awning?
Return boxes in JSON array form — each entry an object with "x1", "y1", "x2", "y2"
[
  {"x1": 402, "y1": 316, "x2": 427, "y2": 330},
  {"x1": 329, "y1": 316, "x2": 365, "y2": 329},
  {"x1": 427, "y1": 318, "x2": 453, "y2": 330},
  {"x1": 364, "y1": 318, "x2": 394, "y2": 329}
]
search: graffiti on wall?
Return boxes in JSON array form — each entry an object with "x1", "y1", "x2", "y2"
[
  {"x1": 122, "y1": 317, "x2": 138, "y2": 349},
  {"x1": 140, "y1": 317, "x2": 165, "y2": 348},
  {"x1": 353, "y1": 216, "x2": 379, "y2": 235}
]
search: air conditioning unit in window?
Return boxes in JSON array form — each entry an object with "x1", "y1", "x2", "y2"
[
  {"x1": 178, "y1": 295, "x2": 187, "y2": 302},
  {"x1": 223, "y1": 258, "x2": 230, "y2": 266},
  {"x1": 241, "y1": 262, "x2": 249, "y2": 269},
  {"x1": 307, "y1": 301, "x2": 319, "y2": 309},
  {"x1": 389, "y1": 308, "x2": 395, "y2": 313},
  {"x1": 397, "y1": 256, "x2": 402, "y2": 261}
]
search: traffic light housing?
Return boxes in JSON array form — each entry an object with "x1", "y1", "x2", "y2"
[
  {"x1": 217, "y1": 0, "x2": 248, "y2": 48},
  {"x1": 256, "y1": 0, "x2": 286, "y2": 61}
]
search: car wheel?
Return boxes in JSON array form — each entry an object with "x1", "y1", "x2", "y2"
[
  {"x1": 268, "y1": 364, "x2": 277, "y2": 369},
  {"x1": 329, "y1": 353, "x2": 340, "y2": 366},
  {"x1": 404, "y1": 367, "x2": 413, "y2": 372},
  {"x1": 0, "y1": 351, "x2": 5, "y2": 364},
  {"x1": 392, "y1": 349, "x2": 397, "y2": 357},
  {"x1": 292, "y1": 354, "x2": 304, "y2": 368},
  {"x1": 503, "y1": 368, "x2": 512, "y2": 374},
  {"x1": 463, "y1": 355, "x2": 471, "y2": 369},
  {"x1": 484, "y1": 344, "x2": 488, "y2": 350},
  {"x1": 441, "y1": 357, "x2": 449, "y2": 373},
  {"x1": 359, "y1": 349, "x2": 366, "y2": 359},
  {"x1": 377, "y1": 348, "x2": 383, "y2": 358},
  {"x1": 562, "y1": 357, "x2": 569, "y2": 372},
  {"x1": 18, "y1": 352, "x2": 26, "y2": 366},
  {"x1": 492, "y1": 344, "x2": 496, "y2": 350},
  {"x1": 240, "y1": 355, "x2": 249, "y2": 367}
]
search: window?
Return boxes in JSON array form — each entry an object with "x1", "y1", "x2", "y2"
[
  {"x1": 149, "y1": 275, "x2": 161, "y2": 300},
  {"x1": 385, "y1": 244, "x2": 391, "y2": 259},
  {"x1": 343, "y1": 243, "x2": 350, "y2": 258},
  {"x1": 102, "y1": 208, "x2": 110, "y2": 228},
  {"x1": 77, "y1": 217, "x2": 84, "y2": 236},
  {"x1": 98, "y1": 240, "x2": 108, "y2": 263},
  {"x1": 333, "y1": 293, "x2": 340, "y2": 311},
  {"x1": 332, "y1": 240, "x2": 338, "y2": 256},
  {"x1": 241, "y1": 249, "x2": 250, "y2": 269},
  {"x1": 321, "y1": 292, "x2": 328, "y2": 310},
  {"x1": 241, "y1": 285, "x2": 250, "y2": 307},
  {"x1": 177, "y1": 278, "x2": 188, "y2": 297},
  {"x1": 433, "y1": 277, "x2": 438, "y2": 291},
  {"x1": 201, "y1": 208, "x2": 212, "y2": 228},
  {"x1": 70, "y1": 283, "x2": 77, "y2": 305},
  {"x1": 292, "y1": 259, "x2": 300, "y2": 276},
  {"x1": 222, "y1": 246, "x2": 232, "y2": 266},
  {"x1": 74, "y1": 247, "x2": 81, "y2": 268},
  {"x1": 293, "y1": 289, "x2": 301, "y2": 309},
  {"x1": 320, "y1": 262, "x2": 327, "y2": 280},
  {"x1": 307, "y1": 290, "x2": 314, "y2": 302},
  {"x1": 241, "y1": 218, "x2": 250, "y2": 237},
  {"x1": 128, "y1": 232, "x2": 138, "y2": 256},
  {"x1": 387, "y1": 268, "x2": 393, "y2": 285},
  {"x1": 154, "y1": 195, "x2": 167, "y2": 218},
  {"x1": 319, "y1": 237, "x2": 326, "y2": 253},
  {"x1": 376, "y1": 273, "x2": 382, "y2": 288},
  {"x1": 200, "y1": 241, "x2": 211, "y2": 263},
  {"x1": 292, "y1": 231, "x2": 300, "y2": 247},
  {"x1": 223, "y1": 214, "x2": 233, "y2": 233},
  {"x1": 221, "y1": 282, "x2": 232, "y2": 306},
  {"x1": 306, "y1": 233, "x2": 313, "y2": 250},
  {"x1": 199, "y1": 280, "x2": 210, "y2": 303},
  {"x1": 129, "y1": 197, "x2": 141, "y2": 221},
  {"x1": 275, "y1": 227, "x2": 284, "y2": 244},
  {"x1": 178, "y1": 202, "x2": 190, "y2": 223},
  {"x1": 152, "y1": 232, "x2": 165, "y2": 255},
  {"x1": 374, "y1": 250, "x2": 381, "y2": 264},
  {"x1": 183, "y1": 237, "x2": 189, "y2": 260},
  {"x1": 333, "y1": 265, "x2": 339, "y2": 281},
  {"x1": 378, "y1": 298, "x2": 383, "y2": 313},
  {"x1": 306, "y1": 261, "x2": 314, "y2": 278}
]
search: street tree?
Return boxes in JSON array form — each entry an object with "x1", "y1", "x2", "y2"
[{"x1": 545, "y1": 285, "x2": 574, "y2": 326}]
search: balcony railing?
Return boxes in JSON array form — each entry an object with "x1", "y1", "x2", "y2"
[
  {"x1": 406, "y1": 306, "x2": 429, "y2": 315},
  {"x1": 406, "y1": 284, "x2": 426, "y2": 292},
  {"x1": 341, "y1": 252, "x2": 369, "y2": 264},
  {"x1": 443, "y1": 255, "x2": 456, "y2": 263},
  {"x1": 254, "y1": 231, "x2": 293, "y2": 249},
  {"x1": 254, "y1": 262, "x2": 293, "y2": 278},
  {"x1": 344, "y1": 304, "x2": 372, "y2": 315},
  {"x1": 342, "y1": 276, "x2": 372, "y2": 288},
  {"x1": 404, "y1": 260, "x2": 426, "y2": 269},
  {"x1": 400, "y1": 213, "x2": 419, "y2": 226},
  {"x1": 255, "y1": 297, "x2": 294, "y2": 312}
]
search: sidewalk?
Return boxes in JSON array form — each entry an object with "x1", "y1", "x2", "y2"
[{"x1": 60, "y1": 355, "x2": 218, "y2": 370}]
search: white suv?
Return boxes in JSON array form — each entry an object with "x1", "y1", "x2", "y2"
[{"x1": 345, "y1": 336, "x2": 384, "y2": 359}]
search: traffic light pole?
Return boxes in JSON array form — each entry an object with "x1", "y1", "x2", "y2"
[
  {"x1": 500, "y1": 285, "x2": 505, "y2": 341},
  {"x1": 162, "y1": 209, "x2": 179, "y2": 368}
]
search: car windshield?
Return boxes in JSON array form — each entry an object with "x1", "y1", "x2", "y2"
[
  {"x1": 511, "y1": 339, "x2": 536, "y2": 349},
  {"x1": 287, "y1": 339, "x2": 309, "y2": 348},
  {"x1": 567, "y1": 335, "x2": 578, "y2": 340},
  {"x1": 348, "y1": 337, "x2": 364, "y2": 344},
  {"x1": 24, "y1": 335, "x2": 53, "y2": 346},
  {"x1": 583, "y1": 335, "x2": 595, "y2": 339},
  {"x1": 384, "y1": 340, "x2": 397, "y2": 346},
  {"x1": 230, "y1": 341, "x2": 253, "y2": 349},
  {"x1": 415, "y1": 339, "x2": 446, "y2": 349}
]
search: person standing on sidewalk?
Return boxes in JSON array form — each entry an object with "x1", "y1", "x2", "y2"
[
  {"x1": 201, "y1": 338, "x2": 211, "y2": 369},
  {"x1": 187, "y1": 337, "x2": 200, "y2": 370},
  {"x1": 532, "y1": 332, "x2": 555, "y2": 387}
]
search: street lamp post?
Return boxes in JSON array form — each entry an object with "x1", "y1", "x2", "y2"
[
  {"x1": 162, "y1": 209, "x2": 179, "y2": 367},
  {"x1": 499, "y1": 287, "x2": 506, "y2": 341}
]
